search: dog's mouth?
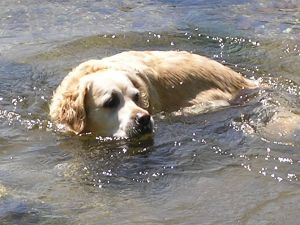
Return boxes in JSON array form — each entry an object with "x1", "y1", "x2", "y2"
[
  {"x1": 134, "y1": 123, "x2": 153, "y2": 135},
  {"x1": 126, "y1": 118, "x2": 154, "y2": 138},
  {"x1": 111, "y1": 113, "x2": 154, "y2": 138}
]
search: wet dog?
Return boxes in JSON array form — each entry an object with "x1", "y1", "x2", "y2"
[{"x1": 49, "y1": 51, "x2": 257, "y2": 137}]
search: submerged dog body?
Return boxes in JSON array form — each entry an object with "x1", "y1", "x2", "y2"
[{"x1": 49, "y1": 51, "x2": 257, "y2": 137}]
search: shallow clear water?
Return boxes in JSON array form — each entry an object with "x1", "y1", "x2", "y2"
[{"x1": 0, "y1": 0, "x2": 300, "y2": 224}]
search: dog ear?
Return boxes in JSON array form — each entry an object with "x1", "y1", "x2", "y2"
[
  {"x1": 128, "y1": 74, "x2": 150, "y2": 109},
  {"x1": 57, "y1": 84, "x2": 87, "y2": 134},
  {"x1": 128, "y1": 72, "x2": 162, "y2": 113}
]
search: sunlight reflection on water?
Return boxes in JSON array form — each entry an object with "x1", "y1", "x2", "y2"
[{"x1": 0, "y1": 0, "x2": 300, "y2": 224}]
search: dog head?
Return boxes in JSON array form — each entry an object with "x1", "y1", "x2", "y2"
[{"x1": 50, "y1": 70, "x2": 153, "y2": 138}]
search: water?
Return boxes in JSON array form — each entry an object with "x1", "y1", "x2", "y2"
[{"x1": 1, "y1": 0, "x2": 300, "y2": 224}]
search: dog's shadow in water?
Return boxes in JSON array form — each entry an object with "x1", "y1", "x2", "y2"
[{"x1": 57, "y1": 133, "x2": 158, "y2": 188}]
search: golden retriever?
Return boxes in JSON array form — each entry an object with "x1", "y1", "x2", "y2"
[{"x1": 49, "y1": 51, "x2": 257, "y2": 137}]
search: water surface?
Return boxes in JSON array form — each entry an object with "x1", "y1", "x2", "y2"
[{"x1": 0, "y1": 0, "x2": 300, "y2": 224}]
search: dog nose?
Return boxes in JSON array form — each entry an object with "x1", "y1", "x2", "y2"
[{"x1": 135, "y1": 112, "x2": 151, "y2": 126}]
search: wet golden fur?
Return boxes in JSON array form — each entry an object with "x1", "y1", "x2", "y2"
[{"x1": 49, "y1": 51, "x2": 257, "y2": 137}]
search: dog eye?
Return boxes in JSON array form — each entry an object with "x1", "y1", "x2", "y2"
[
  {"x1": 103, "y1": 94, "x2": 120, "y2": 108},
  {"x1": 132, "y1": 92, "x2": 140, "y2": 103}
]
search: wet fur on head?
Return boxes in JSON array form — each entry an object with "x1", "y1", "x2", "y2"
[{"x1": 49, "y1": 62, "x2": 107, "y2": 133}]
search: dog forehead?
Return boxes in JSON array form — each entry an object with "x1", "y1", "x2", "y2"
[{"x1": 85, "y1": 71, "x2": 134, "y2": 94}]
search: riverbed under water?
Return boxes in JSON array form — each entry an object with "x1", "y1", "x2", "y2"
[{"x1": 0, "y1": 0, "x2": 300, "y2": 224}]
